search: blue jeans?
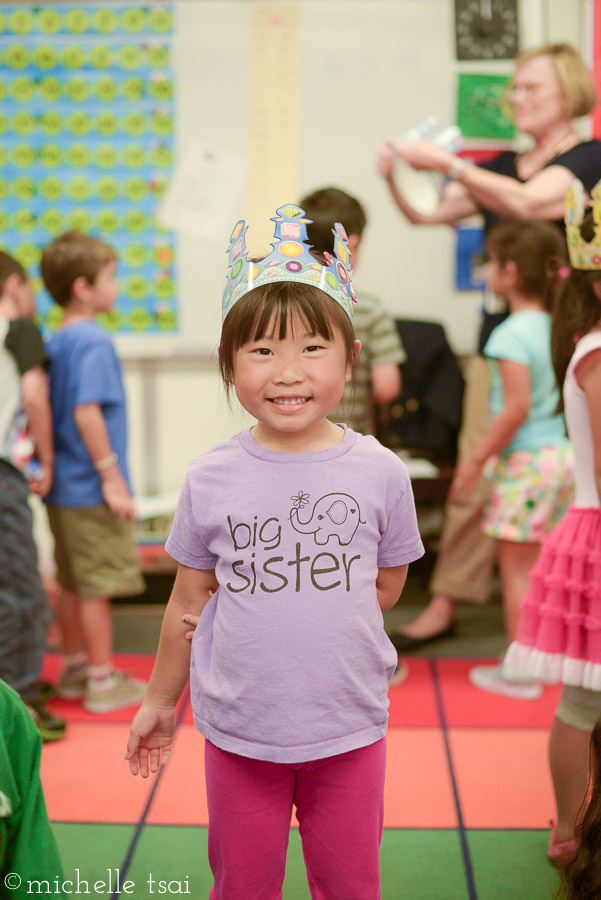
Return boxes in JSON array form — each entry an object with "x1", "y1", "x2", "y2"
[{"x1": 0, "y1": 460, "x2": 50, "y2": 697}]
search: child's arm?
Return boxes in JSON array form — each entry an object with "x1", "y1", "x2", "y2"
[
  {"x1": 21, "y1": 364, "x2": 54, "y2": 496},
  {"x1": 576, "y1": 348, "x2": 601, "y2": 501},
  {"x1": 370, "y1": 363, "x2": 401, "y2": 406},
  {"x1": 73, "y1": 402, "x2": 135, "y2": 520},
  {"x1": 449, "y1": 359, "x2": 530, "y2": 504},
  {"x1": 376, "y1": 564, "x2": 409, "y2": 611},
  {"x1": 126, "y1": 563, "x2": 218, "y2": 777}
]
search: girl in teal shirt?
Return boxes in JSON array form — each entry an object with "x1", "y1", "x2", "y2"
[{"x1": 450, "y1": 220, "x2": 573, "y2": 699}]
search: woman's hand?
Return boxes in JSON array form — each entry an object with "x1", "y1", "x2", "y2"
[
  {"x1": 448, "y1": 458, "x2": 483, "y2": 505},
  {"x1": 394, "y1": 140, "x2": 451, "y2": 173},
  {"x1": 376, "y1": 139, "x2": 397, "y2": 179},
  {"x1": 125, "y1": 703, "x2": 178, "y2": 777}
]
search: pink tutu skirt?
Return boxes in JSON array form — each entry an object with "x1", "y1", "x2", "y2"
[{"x1": 505, "y1": 506, "x2": 601, "y2": 689}]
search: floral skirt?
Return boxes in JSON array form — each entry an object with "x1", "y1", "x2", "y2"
[
  {"x1": 505, "y1": 506, "x2": 601, "y2": 689},
  {"x1": 482, "y1": 445, "x2": 573, "y2": 542}
]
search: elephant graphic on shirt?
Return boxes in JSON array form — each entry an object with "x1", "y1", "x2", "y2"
[{"x1": 289, "y1": 492, "x2": 364, "y2": 546}]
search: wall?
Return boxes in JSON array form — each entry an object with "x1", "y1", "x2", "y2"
[{"x1": 116, "y1": 0, "x2": 591, "y2": 499}]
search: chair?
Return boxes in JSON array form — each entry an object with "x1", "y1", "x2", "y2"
[{"x1": 383, "y1": 319, "x2": 465, "y2": 464}]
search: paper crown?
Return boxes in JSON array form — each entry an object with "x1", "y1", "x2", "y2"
[
  {"x1": 222, "y1": 204, "x2": 357, "y2": 322},
  {"x1": 565, "y1": 177, "x2": 601, "y2": 270}
]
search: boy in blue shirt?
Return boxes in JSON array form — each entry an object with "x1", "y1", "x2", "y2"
[{"x1": 42, "y1": 231, "x2": 146, "y2": 713}]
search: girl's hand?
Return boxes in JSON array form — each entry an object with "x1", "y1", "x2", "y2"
[
  {"x1": 395, "y1": 140, "x2": 450, "y2": 173},
  {"x1": 182, "y1": 613, "x2": 200, "y2": 640},
  {"x1": 125, "y1": 703, "x2": 177, "y2": 777},
  {"x1": 448, "y1": 458, "x2": 482, "y2": 505}
]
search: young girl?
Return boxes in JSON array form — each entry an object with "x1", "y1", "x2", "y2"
[
  {"x1": 448, "y1": 220, "x2": 573, "y2": 700},
  {"x1": 504, "y1": 189, "x2": 601, "y2": 866},
  {"x1": 125, "y1": 205, "x2": 424, "y2": 900}
]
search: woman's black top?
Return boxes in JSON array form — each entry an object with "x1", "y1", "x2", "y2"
[{"x1": 476, "y1": 139, "x2": 601, "y2": 352}]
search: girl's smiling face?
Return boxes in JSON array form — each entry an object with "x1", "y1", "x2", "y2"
[{"x1": 231, "y1": 310, "x2": 359, "y2": 449}]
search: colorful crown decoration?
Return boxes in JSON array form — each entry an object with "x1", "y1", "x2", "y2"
[
  {"x1": 222, "y1": 204, "x2": 357, "y2": 322},
  {"x1": 565, "y1": 177, "x2": 601, "y2": 270}
]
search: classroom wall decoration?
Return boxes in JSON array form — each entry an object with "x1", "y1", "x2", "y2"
[
  {"x1": 456, "y1": 72, "x2": 514, "y2": 141},
  {"x1": 454, "y1": 73, "x2": 513, "y2": 290},
  {"x1": 0, "y1": 2, "x2": 177, "y2": 334},
  {"x1": 455, "y1": 225, "x2": 485, "y2": 290}
]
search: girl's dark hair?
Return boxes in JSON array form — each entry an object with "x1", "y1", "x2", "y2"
[
  {"x1": 485, "y1": 219, "x2": 566, "y2": 312},
  {"x1": 218, "y1": 280, "x2": 358, "y2": 397},
  {"x1": 551, "y1": 212, "x2": 601, "y2": 411},
  {"x1": 559, "y1": 720, "x2": 601, "y2": 900}
]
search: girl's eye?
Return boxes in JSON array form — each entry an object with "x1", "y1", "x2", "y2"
[
  {"x1": 254, "y1": 347, "x2": 272, "y2": 356},
  {"x1": 305, "y1": 344, "x2": 324, "y2": 353}
]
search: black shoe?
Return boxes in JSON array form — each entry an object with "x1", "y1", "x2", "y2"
[
  {"x1": 22, "y1": 679, "x2": 57, "y2": 704},
  {"x1": 25, "y1": 702, "x2": 66, "y2": 742},
  {"x1": 389, "y1": 623, "x2": 455, "y2": 652}
]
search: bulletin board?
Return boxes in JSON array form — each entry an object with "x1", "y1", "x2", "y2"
[{"x1": 0, "y1": 3, "x2": 177, "y2": 337}]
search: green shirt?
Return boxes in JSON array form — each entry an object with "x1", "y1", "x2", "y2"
[{"x1": 0, "y1": 680, "x2": 65, "y2": 898}]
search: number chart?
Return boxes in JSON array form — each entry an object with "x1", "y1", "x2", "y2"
[{"x1": 0, "y1": 2, "x2": 177, "y2": 334}]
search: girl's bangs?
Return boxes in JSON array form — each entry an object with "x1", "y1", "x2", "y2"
[{"x1": 250, "y1": 290, "x2": 335, "y2": 343}]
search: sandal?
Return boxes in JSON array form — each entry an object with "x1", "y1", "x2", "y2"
[{"x1": 547, "y1": 821, "x2": 578, "y2": 868}]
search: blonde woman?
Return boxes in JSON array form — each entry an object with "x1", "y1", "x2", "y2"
[{"x1": 378, "y1": 43, "x2": 601, "y2": 658}]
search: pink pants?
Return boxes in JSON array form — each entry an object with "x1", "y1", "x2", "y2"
[{"x1": 205, "y1": 738, "x2": 386, "y2": 900}]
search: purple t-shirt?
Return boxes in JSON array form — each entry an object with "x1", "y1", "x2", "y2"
[{"x1": 166, "y1": 427, "x2": 424, "y2": 763}]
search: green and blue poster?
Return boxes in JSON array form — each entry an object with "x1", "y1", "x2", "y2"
[{"x1": 0, "y1": 3, "x2": 177, "y2": 333}]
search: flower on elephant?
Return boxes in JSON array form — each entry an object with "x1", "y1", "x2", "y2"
[{"x1": 290, "y1": 491, "x2": 310, "y2": 509}]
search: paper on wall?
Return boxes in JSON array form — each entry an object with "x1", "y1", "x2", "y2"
[{"x1": 157, "y1": 141, "x2": 246, "y2": 241}]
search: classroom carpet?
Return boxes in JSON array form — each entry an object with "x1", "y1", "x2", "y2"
[{"x1": 39, "y1": 649, "x2": 565, "y2": 900}]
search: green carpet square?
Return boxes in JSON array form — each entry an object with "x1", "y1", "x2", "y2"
[
  {"x1": 53, "y1": 823, "x2": 138, "y2": 889},
  {"x1": 380, "y1": 829, "x2": 468, "y2": 900},
  {"x1": 468, "y1": 829, "x2": 560, "y2": 900}
]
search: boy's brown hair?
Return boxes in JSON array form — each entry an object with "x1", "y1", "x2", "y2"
[
  {"x1": 41, "y1": 231, "x2": 117, "y2": 307},
  {"x1": 0, "y1": 250, "x2": 28, "y2": 295},
  {"x1": 299, "y1": 187, "x2": 367, "y2": 255}
]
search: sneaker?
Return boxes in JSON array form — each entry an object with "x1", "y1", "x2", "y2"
[
  {"x1": 468, "y1": 664, "x2": 542, "y2": 700},
  {"x1": 57, "y1": 664, "x2": 88, "y2": 699},
  {"x1": 390, "y1": 661, "x2": 409, "y2": 688},
  {"x1": 547, "y1": 822, "x2": 578, "y2": 868},
  {"x1": 25, "y1": 702, "x2": 66, "y2": 742},
  {"x1": 84, "y1": 671, "x2": 146, "y2": 714},
  {"x1": 20, "y1": 679, "x2": 56, "y2": 705}
]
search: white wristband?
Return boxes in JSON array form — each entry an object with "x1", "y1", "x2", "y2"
[
  {"x1": 94, "y1": 452, "x2": 118, "y2": 471},
  {"x1": 447, "y1": 157, "x2": 466, "y2": 181}
]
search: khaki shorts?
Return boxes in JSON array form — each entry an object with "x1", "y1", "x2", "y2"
[
  {"x1": 556, "y1": 684, "x2": 601, "y2": 733},
  {"x1": 47, "y1": 505, "x2": 145, "y2": 599}
]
